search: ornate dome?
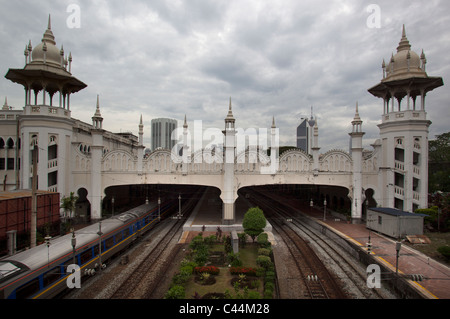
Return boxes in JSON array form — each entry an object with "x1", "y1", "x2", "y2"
[
  {"x1": 384, "y1": 25, "x2": 427, "y2": 81},
  {"x1": 29, "y1": 15, "x2": 66, "y2": 70}
]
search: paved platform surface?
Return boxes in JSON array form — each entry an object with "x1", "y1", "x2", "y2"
[
  {"x1": 284, "y1": 199, "x2": 450, "y2": 299},
  {"x1": 180, "y1": 188, "x2": 273, "y2": 242}
]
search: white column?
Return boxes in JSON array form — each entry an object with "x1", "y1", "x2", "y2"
[{"x1": 90, "y1": 132, "x2": 103, "y2": 219}]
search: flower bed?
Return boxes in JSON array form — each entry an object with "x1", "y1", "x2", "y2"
[
  {"x1": 229, "y1": 267, "x2": 257, "y2": 276},
  {"x1": 194, "y1": 266, "x2": 220, "y2": 275}
]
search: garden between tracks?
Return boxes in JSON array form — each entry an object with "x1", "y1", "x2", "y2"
[{"x1": 164, "y1": 230, "x2": 277, "y2": 299}]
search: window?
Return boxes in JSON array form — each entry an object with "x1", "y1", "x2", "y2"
[
  {"x1": 43, "y1": 267, "x2": 61, "y2": 287},
  {"x1": 15, "y1": 278, "x2": 40, "y2": 299},
  {"x1": 7, "y1": 158, "x2": 14, "y2": 170},
  {"x1": 378, "y1": 216, "x2": 382, "y2": 225},
  {"x1": 105, "y1": 236, "x2": 115, "y2": 250},
  {"x1": 80, "y1": 248, "x2": 93, "y2": 265}
]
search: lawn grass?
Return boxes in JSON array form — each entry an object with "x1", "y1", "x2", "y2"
[{"x1": 405, "y1": 231, "x2": 450, "y2": 265}]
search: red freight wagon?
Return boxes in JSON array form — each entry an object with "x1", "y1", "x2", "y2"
[{"x1": 0, "y1": 190, "x2": 60, "y2": 242}]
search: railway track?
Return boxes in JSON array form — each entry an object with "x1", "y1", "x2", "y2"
[
  {"x1": 245, "y1": 189, "x2": 347, "y2": 299},
  {"x1": 109, "y1": 189, "x2": 203, "y2": 299},
  {"x1": 247, "y1": 189, "x2": 391, "y2": 299}
]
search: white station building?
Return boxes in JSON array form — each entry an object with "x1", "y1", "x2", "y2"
[{"x1": 0, "y1": 18, "x2": 443, "y2": 223}]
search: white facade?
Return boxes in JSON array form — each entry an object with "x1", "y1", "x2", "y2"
[{"x1": 0, "y1": 20, "x2": 443, "y2": 222}]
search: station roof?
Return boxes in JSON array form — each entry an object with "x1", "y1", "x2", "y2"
[
  {"x1": 0, "y1": 189, "x2": 58, "y2": 201},
  {"x1": 369, "y1": 207, "x2": 427, "y2": 217}
]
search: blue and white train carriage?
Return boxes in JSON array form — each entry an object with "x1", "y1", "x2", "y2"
[{"x1": 0, "y1": 201, "x2": 173, "y2": 299}]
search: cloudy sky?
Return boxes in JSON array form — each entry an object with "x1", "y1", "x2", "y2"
[{"x1": 0, "y1": 0, "x2": 449, "y2": 152}]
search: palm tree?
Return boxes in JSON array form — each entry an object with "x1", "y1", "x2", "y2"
[{"x1": 61, "y1": 192, "x2": 78, "y2": 220}]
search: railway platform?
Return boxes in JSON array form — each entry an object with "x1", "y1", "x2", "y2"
[
  {"x1": 179, "y1": 188, "x2": 273, "y2": 244},
  {"x1": 296, "y1": 203, "x2": 450, "y2": 299}
]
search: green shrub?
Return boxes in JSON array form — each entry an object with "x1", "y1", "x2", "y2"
[
  {"x1": 255, "y1": 267, "x2": 265, "y2": 277},
  {"x1": 257, "y1": 232, "x2": 268, "y2": 244},
  {"x1": 204, "y1": 235, "x2": 216, "y2": 246},
  {"x1": 227, "y1": 252, "x2": 242, "y2": 267},
  {"x1": 180, "y1": 265, "x2": 194, "y2": 275},
  {"x1": 258, "y1": 248, "x2": 271, "y2": 256},
  {"x1": 238, "y1": 232, "x2": 248, "y2": 247},
  {"x1": 247, "y1": 290, "x2": 261, "y2": 299},
  {"x1": 256, "y1": 255, "x2": 273, "y2": 269},
  {"x1": 165, "y1": 285, "x2": 185, "y2": 299},
  {"x1": 265, "y1": 271, "x2": 275, "y2": 283},
  {"x1": 265, "y1": 281, "x2": 275, "y2": 291},
  {"x1": 263, "y1": 288, "x2": 273, "y2": 299}
]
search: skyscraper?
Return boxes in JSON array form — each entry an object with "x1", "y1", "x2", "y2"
[
  {"x1": 296, "y1": 119, "x2": 308, "y2": 152},
  {"x1": 151, "y1": 118, "x2": 177, "y2": 151}
]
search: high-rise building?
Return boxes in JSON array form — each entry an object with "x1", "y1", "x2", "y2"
[
  {"x1": 296, "y1": 119, "x2": 308, "y2": 152},
  {"x1": 151, "y1": 118, "x2": 177, "y2": 151},
  {"x1": 296, "y1": 109, "x2": 316, "y2": 154}
]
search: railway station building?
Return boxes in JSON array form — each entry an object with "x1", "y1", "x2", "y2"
[{"x1": 0, "y1": 17, "x2": 443, "y2": 225}]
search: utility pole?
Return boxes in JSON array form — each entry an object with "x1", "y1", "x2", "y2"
[{"x1": 30, "y1": 141, "x2": 38, "y2": 248}]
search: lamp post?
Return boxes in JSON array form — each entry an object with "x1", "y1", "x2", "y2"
[
  {"x1": 323, "y1": 199, "x2": 327, "y2": 221},
  {"x1": 158, "y1": 196, "x2": 161, "y2": 221},
  {"x1": 111, "y1": 196, "x2": 115, "y2": 217},
  {"x1": 178, "y1": 194, "x2": 182, "y2": 218},
  {"x1": 310, "y1": 199, "x2": 313, "y2": 214},
  {"x1": 71, "y1": 229, "x2": 77, "y2": 265},
  {"x1": 97, "y1": 222, "x2": 103, "y2": 271},
  {"x1": 395, "y1": 241, "x2": 401, "y2": 275},
  {"x1": 45, "y1": 235, "x2": 51, "y2": 268}
]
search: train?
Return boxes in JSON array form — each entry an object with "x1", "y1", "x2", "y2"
[{"x1": 0, "y1": 200, "x2": 174, "y2": 299}]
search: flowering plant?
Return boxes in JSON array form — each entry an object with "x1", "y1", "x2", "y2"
[
  {"x1": 194, "y1": 266, "x2": 220, "y2": 275},
  {"x1": 229, "y1": 267, "x2": 257, "y2": 276}
]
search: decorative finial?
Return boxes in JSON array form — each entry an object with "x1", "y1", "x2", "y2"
[
  {"x1": 397, "y1": 24, "x2": 411, "y2": 52},
  {"x1": 272, "y1": 116, "x2": 276, "y2": 129},
  {"x1": 48, "y1": 14, "x2": 52, "y2": 30},
  {"x1": 226, "y1": 97, "x2": 234, "y2": 120},
  {"x1": 2, "y1": 97, "x2": 9, "y2": 110},
  {"x1": 183, "y1": 114, "x2": 188, "y2": 128}
]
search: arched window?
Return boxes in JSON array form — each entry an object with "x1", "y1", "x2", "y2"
[{"x1": 6, "y1": 138, "x2": 14, "y2": 149}]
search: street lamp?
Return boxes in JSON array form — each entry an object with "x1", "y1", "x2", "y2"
[
  {"x1": 71, "y1": 229, "x2": 77, "y2": 265},
  {"x1": 97, "y1": 222, "x2": 103, "y2": 271},
  {"x1": 310, "y1": 199, "x2": 313, "y2": 214},
  {"x1": 178, "y1": 194, "x2": 182, "y2": 218},
  {"x1": 158, "y1": 196, "x2": 161, "y2": 221},
  {"x1": 395, "y1": 241, "x2": 402, "y2": 275},
  {"x1": 45, "y1": 235, "x2": 52, "y2": 268},
  {"x1": 323, "y1": 199, "x2": 327, "y2": 221},
  {"x1": 111, "y1": 196, "x2": 115, "y2": 217}
]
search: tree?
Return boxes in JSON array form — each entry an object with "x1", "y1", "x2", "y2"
[
  {"x1": 61, "y1": 192, "x2": 78, "y2": 220},
  {"x1": 429, "y1": 132, "x2": 450, "y2": 193},
  {"x1": 242, "y1": 207, "x2": 266, "y2": 242}
]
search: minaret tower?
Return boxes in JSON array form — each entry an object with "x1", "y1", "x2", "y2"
[
  {"x1": 4, "y1": 15, "x2": 86, "y2": 198},
  {"x1": 349, "y1": 102, "x2": 365, "y2": 221},
  {"x1": 222, "y1": 98, "x2": 236, "y2": 224},
  {"x1": 137, "y1": 115, "x2": 144, "y2": 175},
  {"x1": 368, "y1": 25, "x2": 443, "y2": 212},
  {"x1": 90, "y1": 95, "x2": 104, "y2": 219}
]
